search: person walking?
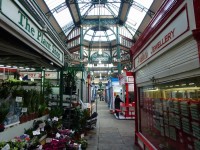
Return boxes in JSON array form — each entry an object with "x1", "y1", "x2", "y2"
[{"x1": 114, "y1": 95, "x2": 124, "y2": 118}]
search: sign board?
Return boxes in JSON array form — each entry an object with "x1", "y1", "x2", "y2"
[
  {"x1": 16, "y1": 96, "x2": 23, "y2": 102},
  {"x1": 1, "y1": 0, "x2": 64, "y2": 66},
  {"x1": 134, "y1": 8, "x2": 188, "y2": 68},
  {"x1": 21, "y1": 107, "x2": 27, "y2": 112},
  {"x1": 20, "y1": 72, "x2": 59, "y2": 79}
]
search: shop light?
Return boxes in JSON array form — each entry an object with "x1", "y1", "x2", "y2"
[
  {"x1": 25, "y1": 68, "x2": 30, "y2": 70},
  {"x1": 98, "y1": 49, "x2": 102, "y2": 55},
  {"x1": 0, "y1": 65, "x2": 4, "y2": 67},
  {"x1": 189, "y1": 83, "x2": 195, "y2": 85},
  {"x1": 6, "y1": 65, "x2": 11, "y2": 68},
  {"x1": 165, "y1": 87, "x2": 200, "y2": 91},
  {"x1": 12, "y1": 66, "x2": 18, "y2": 68},
  {"x1": 19, "y1": 67, "x2": 23, "y2": 69},
  {"x1": 109, "y1": 63, "x2": 113, "y2": 67}
]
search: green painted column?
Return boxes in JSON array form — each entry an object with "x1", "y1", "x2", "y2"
[
  {"x1": 59, "y1": 68, "x2": 64, "y2": 107},
  {"x1": 41, "y1": 69, "x2": 45, "y2": 94},
  {"x1": 116, "y1": 26, "x2": 121, "y2": 74},
  {"x1": 80, "y1": 26, "x2": 84, "y2": 101}
]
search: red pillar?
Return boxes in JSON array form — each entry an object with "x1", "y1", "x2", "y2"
[{"x1": 125, "y1": 83, "x2": 129, "y2": 105}]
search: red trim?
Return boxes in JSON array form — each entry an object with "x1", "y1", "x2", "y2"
[
  {"x1": 193, "y1": 0, "x2": 200, "y2": 28},
  {"x1": 125, "y1": 83, "x2": 129, "y2": 105},
  {"x1": 0, "y1": 68, "x2": 17, "y2": 72},
  {"x1": 193, "y1": 29, "x2": 200, "y2": 42},
  {"x1": 131, "y1": 0, "x2": 184, "y2": 57},
  {"x1": 133, "y1": 5, "x2": 189, "y2": 68},
  {"x1": 126, "y1": 71, "x2": 133, "y2": 76},
  {"x1": 192, "y1": 29, "x2": 200, "y2": 64},
  {"x1": 133, "y1": 72, "x2": 138, "y2": 144},
  {"x1": 136, "y1": 132, "x2": 156, "y2": 150}
]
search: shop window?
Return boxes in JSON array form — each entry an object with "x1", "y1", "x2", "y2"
[{"x1": 139, "y1": 76, "x2": 200, "y2": 150}]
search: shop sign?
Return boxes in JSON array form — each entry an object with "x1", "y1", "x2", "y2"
[
  {"x1": 135, "y1": 8, "x2": 188, "y2": 68},
  {"x1": 127, "y1": 76, "x2": 134, "y2": 83},
  {"x1": 0, "y1": 0, "x2": 64, "y2": 65},
  {"x1": 20, "y1": 72, "x2": 58, "y2": 79}
]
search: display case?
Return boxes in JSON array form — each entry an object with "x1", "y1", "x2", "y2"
[{"x1": 138, "y1": 76, "x2": 200, "y2": 150}]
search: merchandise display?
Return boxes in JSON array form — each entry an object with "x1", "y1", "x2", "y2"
[{"x1": 139, "y1": 77, "x2": 200, "y2": 150}]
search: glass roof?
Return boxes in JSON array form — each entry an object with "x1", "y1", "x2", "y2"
[{"x1": 44, "y1": 0, "x2": 154, "y2": 38}]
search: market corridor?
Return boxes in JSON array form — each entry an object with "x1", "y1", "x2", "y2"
[{"x1": 85, "y1": 99, "x2": 139, "y2": 150}]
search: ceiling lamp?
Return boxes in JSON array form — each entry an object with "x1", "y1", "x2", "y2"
[{"x1": 98, "y1": 49, "x2": 102, "y2": 55}]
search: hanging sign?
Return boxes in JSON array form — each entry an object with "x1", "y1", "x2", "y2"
[{"x1": 1, "y1": 0, "x2": 64, "y2": 66}]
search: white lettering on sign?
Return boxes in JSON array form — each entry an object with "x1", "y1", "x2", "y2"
[
  {"x1": 17, "y1": 10, "x2": 61, "y2": 60},
  {"x1": 134, "y1": 8, "x2": 188, "y2": 68},
  {"x1": 1, "y1": 0, "x2": 64, "y2": 65},
  {"x1": 138, "y1": 51, "x2": 148, "y2": 65}
]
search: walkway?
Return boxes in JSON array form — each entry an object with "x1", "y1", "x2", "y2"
[{"x1": 85, "y1": 99, "x2": 139, "y2": 150}]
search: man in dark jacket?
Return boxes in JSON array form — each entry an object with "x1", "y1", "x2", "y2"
[{"x1": 114, "y1": 95, "x2": 123, "y2": 118}]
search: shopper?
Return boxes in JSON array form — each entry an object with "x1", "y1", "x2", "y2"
[{"x1": 114, "y1": 95, "x2": 124, "y2": 118}]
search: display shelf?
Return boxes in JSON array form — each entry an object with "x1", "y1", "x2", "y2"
[
  {"x1": 0, "y1": 115, "x2": 48, "y2": 141},
  {"x1": 174, "y1": 115, "x2": 181, "y2": 129},
  {"x1": 190, "y1": 103, "x2": 200, "y2": 121},
  {"x1": 173, "y1": 100, "x2": 180, "y2": 114},
  {"x1": 169, "y1": 126, "x2": 176, "y2": 140},
  {"x1": 4, "y1": 121, "x2": 20, "y2": 129},
  {"x1": 180, "y1": 101, "x2": 190, "y2": 117},
  {"x1": 192, "y1": 122, "x2": 200, "y2": 139},
  {"x1": 194, "y1": 140, "x2": 200, "y2": 150},
  {"x1": 181, "y1": 117, "x2": 191, "y2": 134}
]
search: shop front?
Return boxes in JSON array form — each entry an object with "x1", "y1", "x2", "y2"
[
  {"x1": 119, "y1": 71, "x2": 135, "y2": 119},
  {"x1": 131, "y1": 0, "x2": 200, "y2": 149},
  {"x1": 0, "y1": 0, "x2": 66, "y2": 141}
]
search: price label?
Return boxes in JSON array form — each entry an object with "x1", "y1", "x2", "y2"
[
  {"x1": 53, "y1": 117, "x2": 58, "y2": 121},
  {"x1": 56, "y1": 132, "x2": 61, "y2": 138},
  {"x1": 33, "y1": 130, "x2": 40, "y2": 135},
  {"x1": 21, "y1": 107, "x2": 27, "y2": 112},
  {"x1": 16, "y1": 97, "x2": 23, "y2": 102}
]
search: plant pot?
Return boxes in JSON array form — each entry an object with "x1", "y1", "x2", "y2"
[
  {"x1": 19, "y1": 115, "x2": 27, "y2": 124},
  {"x1": 0, "y1": 124, "x2": 5, "y2": 132}
]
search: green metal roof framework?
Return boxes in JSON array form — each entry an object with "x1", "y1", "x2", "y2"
[{"x1": 44, "y1": 0, "x2": 155, "y2": 78}]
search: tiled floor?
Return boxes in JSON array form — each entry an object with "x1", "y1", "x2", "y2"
[{"x1": 84, "y1": 100, "x2": 139, "y2": 150}]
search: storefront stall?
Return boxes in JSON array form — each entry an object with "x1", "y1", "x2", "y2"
[
  {"x1": 0, "y1": 0, "x2": 66, "y2": 140},
  {"x1": 131, "y1": 0, "x2": 200, "y2": 149},
  {"x1": 119, "y1": 71, "x2": 135, "y2": 118},
  {"x1": 108, "y1": 77, "x2": 122, "y2": 112}
]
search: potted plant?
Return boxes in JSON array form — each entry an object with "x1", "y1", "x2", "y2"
[
  {"x1": 78, "y1": 138, "x2": 88, "y2": 150},
  {"x1": 0, "y1": 101, "x2": 9, "y2": 132},
  {"x1": 49, "y1": 106, "x2": 63, "y2": 119},
  {"x1": 44, "y1": 79, "x2": 53, "y2": 101}
]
